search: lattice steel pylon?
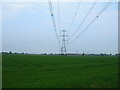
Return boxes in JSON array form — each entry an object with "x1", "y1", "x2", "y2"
[{"x1": 60, "y1": 29, "x2": 68, "y2": 55}]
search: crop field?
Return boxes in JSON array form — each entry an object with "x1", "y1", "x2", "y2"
[{"x1": 2, "y1": 54, "x2": 118, "y2": 88}]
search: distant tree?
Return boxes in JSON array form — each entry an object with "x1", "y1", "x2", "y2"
[
  {"x1": 100, "y1": 53, "x2": 103, "y2": 56},
  {"x1": 82, "y1": 53, "x2": 85, "y2": 56},
  {"x1": 65, "y1": 54, "x2": 67, "y2": 56},
  {"x1": 50, "y1": 53, "x2": 53, "y2": 55},
  {"x1": 115, "y1": 53, "x2": 120, "y2": 56},
  {"x1": 9, "y1": 51, "x2": 12, "y2": 54},
  {"x1": 14, "y1": 52, "x2": 18, "y2": 54}
]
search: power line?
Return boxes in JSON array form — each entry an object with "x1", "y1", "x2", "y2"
[
  {"x1": 69, "y1": 1, "x2": 112, "y2": 44},
  {"x1": 68, "y1": 0, "x2": 81, "y2": 32},
  {"x1": 48, "y1": 0, "x2": 60, "y2": 45},
  {"x1": 58, "y1": 0, "x2": 61, "y2": 30},
  {"x1": 70, "y1": 0, "x2": 97, "y2": 39}
]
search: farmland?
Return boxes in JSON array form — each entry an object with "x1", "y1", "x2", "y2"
[{"x1": 2, "y1": 54, "x2": 118, "y2": 88}]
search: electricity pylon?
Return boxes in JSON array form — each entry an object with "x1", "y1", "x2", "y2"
[{"x1": 60, "y1": 29, "x2": 68, "y2": 55}]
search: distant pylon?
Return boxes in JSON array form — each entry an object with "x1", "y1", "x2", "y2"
[{"x1": 60, "y1": 29, "x2": 68, "y2": 55}]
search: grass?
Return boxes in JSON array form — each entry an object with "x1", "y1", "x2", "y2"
[{"x1": 2, "y1": 54, "x2": 118, "y2": 88}]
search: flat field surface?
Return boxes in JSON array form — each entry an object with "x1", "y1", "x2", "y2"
[{"x1": 2, "y1": 54, "x2": 118, "y2": 88}]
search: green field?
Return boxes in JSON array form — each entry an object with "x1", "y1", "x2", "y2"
[{"x1": 2, "y1": 54, "x2": 118, "y2": 88}]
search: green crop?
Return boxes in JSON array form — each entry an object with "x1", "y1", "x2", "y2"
[{"x1": 2, "y1": 54, "x2": 118, "y2": 88}]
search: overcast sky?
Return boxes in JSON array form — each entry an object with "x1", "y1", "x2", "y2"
[{"x1": 1, "y1": 1, "x2": 118, "y2": 54}]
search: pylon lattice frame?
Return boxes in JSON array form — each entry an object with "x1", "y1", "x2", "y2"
[{"x1": 60, "y1": 29, "x2": 68, "y2": 55}]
